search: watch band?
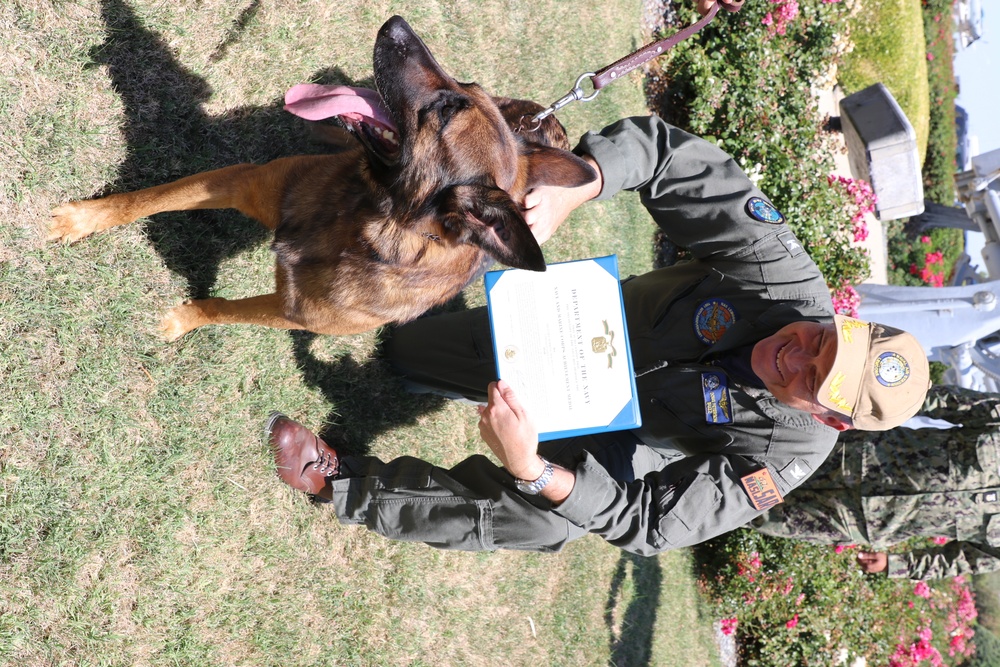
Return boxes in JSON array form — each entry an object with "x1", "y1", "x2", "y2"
[{"x1": 515, "y1": 457, "x2": 554, "y2": 495}]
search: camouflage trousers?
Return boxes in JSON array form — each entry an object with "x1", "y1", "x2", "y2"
[
  {"x1": 752, "y1": 442, "x2": 872, "y2": 546},
  {"x1": 751, "y1": 487, "x2": 871, "y2": 546}
]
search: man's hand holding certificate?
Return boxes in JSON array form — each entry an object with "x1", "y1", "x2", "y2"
[{"x1": 485, "y1": 256, "x2": 641, "y2": 440}]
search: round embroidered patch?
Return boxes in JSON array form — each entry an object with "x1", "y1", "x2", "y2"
[
  {"x1": 694, "y1": 299, "x2": 738, "y2": 344},
  {"x1": 746, "y1": 197, "x2": 785, "y2": 224},
  {"x1": 874, "y1": 351, "x2": 910, "y2": 387}
]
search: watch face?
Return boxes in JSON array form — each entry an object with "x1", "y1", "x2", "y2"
[
  {"x1": 515, "y1": 459, "x2": 551, "y2": 495},
  {"x1": 515, "y1": 480, "x2": 536, "y2": 495}
]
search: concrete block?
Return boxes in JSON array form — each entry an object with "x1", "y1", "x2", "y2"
[{"x1": 839, "y1": 83, "x2": 925, "y2": 220}]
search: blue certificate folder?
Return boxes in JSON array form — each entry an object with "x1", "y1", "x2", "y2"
[{"x1": 484, "y1": 255, "x2": 641, "y2": 441}]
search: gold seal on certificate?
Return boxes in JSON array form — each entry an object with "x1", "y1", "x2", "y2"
[
  {"x1": 484, "y1": 256, "x2": 641, "y2": 441},
  {"x1": 592, "y1": 320, "x2": 617, "y2": 367}
]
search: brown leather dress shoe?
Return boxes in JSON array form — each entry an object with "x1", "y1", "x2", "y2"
[{"x1": 267, "y1": 412, "x2": 339, "y2": 498}]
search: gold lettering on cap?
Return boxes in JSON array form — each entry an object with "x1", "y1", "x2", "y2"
[
  {"x1": 826, "y1": 371, "x2": 853, "y2": 412},
  {"x1": 839, "y1": 319, "x2": 868, "y2": 345}
]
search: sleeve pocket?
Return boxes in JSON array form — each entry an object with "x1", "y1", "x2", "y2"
[
  {"x1": 976, "y1": 438, "x2": 1000, "y2": 482},
  {"x1": 986, "y1": 515, "x2": 1000, "y2": 547},
  {"x1": 654, "y1": 472, "x2": 723, "y2": 548}
]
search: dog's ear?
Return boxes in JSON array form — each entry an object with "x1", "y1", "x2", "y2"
[
  {"x1": 439, "y1": 185, "x2": 546, "y2": 271},
  {"x1": 521, "y1": 144, "x2": 597, "y2": 190},
  {"x1": 493, "y1": 96, "x2": 572, "y2": 150}
]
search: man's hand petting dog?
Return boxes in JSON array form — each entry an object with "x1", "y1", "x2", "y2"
[{"x1": 522, "y1": 155, "x2": 603, "y2": 245}]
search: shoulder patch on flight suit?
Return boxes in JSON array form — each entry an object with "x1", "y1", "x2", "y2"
[
  {"x1": 777, "y1": 231, "x2": 806, "y2": 258},
  {"x1": 694, "y1": 299, "x2": 738, "y2": 344},
  {"x1": 785, "y1": 461, "x2": 808, "y2": 481},
  {"x1": 702, "y1": 372, "x2": 733, "y2": 424},
  {"x1": 746, "y1": 196, "x2": 785, "y2": 224},
  {"x1": 740, "y1": 468, "x2": 784, "y2": 511}
]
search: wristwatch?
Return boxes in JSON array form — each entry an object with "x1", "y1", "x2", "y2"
[{"x1": 515, "y1": 457, "x2": 554, "y2": 495}]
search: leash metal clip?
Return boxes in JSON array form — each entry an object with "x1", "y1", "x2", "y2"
[
  {"x1": 531, "y1": 72, "x2": 600, "y2": 125},
  {"x1": 529, "y1": 1, "x2": 741, "y2": 126}
]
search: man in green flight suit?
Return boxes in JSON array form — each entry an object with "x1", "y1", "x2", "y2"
[
  {"x1": 754, "y1": 384, "x2": 1000, "y2": 580},
  {"x1": 267, "y1": 115, "x2": 930, "y2": 555}
]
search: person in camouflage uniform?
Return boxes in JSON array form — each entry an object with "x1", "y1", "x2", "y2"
[{"x1": 753, "y1": 384, "x2": 1000, "y2": 580}]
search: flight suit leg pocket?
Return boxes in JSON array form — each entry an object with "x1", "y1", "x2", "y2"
[
  {"x1": 371, "y1": 494, "x2": 493, "y2": 551},
  {"x1": 347, "y1": 457, "x2": 496, "y2": 551}
]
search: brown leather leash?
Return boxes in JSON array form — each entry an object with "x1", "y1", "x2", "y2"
[{"x1": 528, "y1": 0, "x2": 743, "y2": 126}]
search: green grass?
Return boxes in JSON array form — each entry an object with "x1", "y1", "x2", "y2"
[
  {"x1": 838, "y1": 0, "x2": 931, "y2": 159},
  {"x1": 1, "y1": 1, "x2": 722, "y2": 665}
]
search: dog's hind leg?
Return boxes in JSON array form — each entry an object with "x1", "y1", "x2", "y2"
[
  {"x1": 159, "y1": 292, "x2": 305, "y2": 341},
  {"x1": 49, "y1": 157, "x2": 321, "y2": 242}
]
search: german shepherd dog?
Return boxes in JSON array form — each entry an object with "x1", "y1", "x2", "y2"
[{"x1": 49, "y1": 15, "x2": 596, "y2": 340}]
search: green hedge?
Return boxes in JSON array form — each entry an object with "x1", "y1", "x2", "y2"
[
  {"x1": 884, "y1": 0, "x2": 963, "y2": 288},
  {"x1": 657, "y1": 2, "x2": 980, "y2": 664},
  {"x1": 693, "y1": 529, "x2": 978, "y2": 665},
  {"x1": 921, "y1": 0, "x2": 960, "y2": 204},
  {"x1": 654, "y1": 0, "x2": 871, "y2": 290}
]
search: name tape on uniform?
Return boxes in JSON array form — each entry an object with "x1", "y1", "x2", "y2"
[{"x1": 740, "y1": 468, "x2": 784, "y2": 511}]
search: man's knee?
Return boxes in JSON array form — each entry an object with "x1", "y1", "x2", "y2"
[{"x1": 382, "y1": 309, "x2": 496, "y2": 401}]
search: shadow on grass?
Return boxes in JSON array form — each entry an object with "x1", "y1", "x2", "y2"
[
  {"x1": 90, "y1": 0, "x2": 469, "y2": 454},
  {"x1": 289, "y1": 330, "x2": 447, "y2": 456},
  {"x1": 88, "y1": 0, "x2": 370, "y2": 299},
  {"x1": 606, "y1": 552, "x2": 662, "y2": 667}
]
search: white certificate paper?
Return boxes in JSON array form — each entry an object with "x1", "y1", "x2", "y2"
[{"x1": 485, "y1": 256, "x2": 640, "y2": 441}]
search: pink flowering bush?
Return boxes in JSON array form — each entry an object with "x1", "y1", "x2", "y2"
[
  {"x1": 915, "y1": 581, "x2": 933, "y2": 599},
  {"x1": 763, "y1": 0, "x2": 800, "y2": 36},
  {"x1": 819, "y1": 173, "x2": 875, "y2": 317},
  {"x1": 696, "y1": 530, "x2": 978, "y2": 665},
  {"x1": 831, "y1": 282, "x2": 861, "y2": 318},
  {"x1": 720, "y1": 617, "x2": 739, "y2": 636},
  {"x1": 888, "y1": 576, "x2": 977, "y2": 666},
  {"x1": 661, "y1": 0, "x2": 871, "y2": 292},
  {"x1": 827, "y1": 174, "x2": 876, "y2": 244},
  {"x1": 889, "y1": 628, "x2": 944, "y2": 667},
  {"x1": 887, "y1": 222, "x2": 963, "y2": 288},
  {"x1": 946, "y1": 576, "x2": 978, "y2": 659}
]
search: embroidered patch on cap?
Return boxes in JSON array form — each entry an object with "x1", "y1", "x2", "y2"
[
  {"x1": 874, "y1": 351, "x2": 910, "y2": 387},
  {"x1": 740, "y1": 468, "x2": 784, "y2": 511},
  {"x1": 746, "y1": 197, "x2": 785, "y2": 224},
  {"x1": 702, "y1": 372, "x2": 732, "y2": 424},
  {"x1": 694, "y1": 299, "x2": 738, "y2": 344}
]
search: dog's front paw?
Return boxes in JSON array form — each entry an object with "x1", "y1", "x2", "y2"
[
  {"x1": 49, "y1": 199, "x2": 124, "y2": 243},
  {"x1": 160, "y1": 301, "x2": 203, "y2": 342}
]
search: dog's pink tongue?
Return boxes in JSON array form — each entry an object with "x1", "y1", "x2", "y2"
[{"x1": 284, "y1": 84, "x2": 395, "y2": 129}]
